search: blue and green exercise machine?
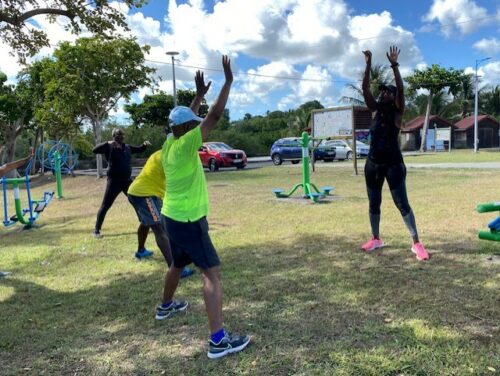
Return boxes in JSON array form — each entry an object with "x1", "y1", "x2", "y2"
[
  {"x1": 37, "y1": 140, "x2": 78, "y2": 175},
  {"x1": 2, "y1": 151, "x2": 63, "y2": 229},
  {"x1": 273, "y1": 131, "x2": 333, "y2": 203},
  {"x1": 476, "y1": 201, "x2": 500, "y2": 242}
]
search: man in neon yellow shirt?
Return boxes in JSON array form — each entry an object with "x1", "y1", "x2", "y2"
[
  {"x1": 157, "y1": 56, "x2": 250, "y2": 359},
  {"x1": 127, "y1": 71, "x2": 210, "y2": 292}
]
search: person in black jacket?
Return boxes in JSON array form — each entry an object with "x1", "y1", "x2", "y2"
[
  {"x1": 92, "y1": 129, "x2": 150, "y2": 240},
  {"x1": 360, "y1": 46, "x2": 429, "y2": 261}
]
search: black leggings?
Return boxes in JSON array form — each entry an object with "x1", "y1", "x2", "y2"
[
  {"x1": 364, "y1": 159, "x2": 418, "y2": 239},
  {"x1": 95, "y1": 178, "x2": 131, "y2": 232},
  {"x1": 364, "y1": 159, "x2": 411, "y2": 215}
]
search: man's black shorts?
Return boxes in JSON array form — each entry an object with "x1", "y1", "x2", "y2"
[
  {"x1": 128, "y1": 195, "x2": 162, "y2": 226},
  {"x1": 163, "y1": 215, "x2": 220, "y2": 269}
]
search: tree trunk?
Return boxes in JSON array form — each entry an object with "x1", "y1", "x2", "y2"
[
  {"x1": 2, "y1": 119, "x2": 25, "y2": 177},
  {"x1": 31, "y1": 126, "x2": 42, "y2": 175},
  {"x1": 93, "y1": 116, "x2": 104, "y2": 178},
  {"x1": 419, "y1": 93, "x2": 433, "y2": 152}
]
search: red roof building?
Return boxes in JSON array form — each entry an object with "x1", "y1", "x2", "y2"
[
  {"x1": 400, "y1": 115, "x2": 455, "y2": 151},
  {"x1": 453, "y1": 115, "x2": 499, "y2": 149}
]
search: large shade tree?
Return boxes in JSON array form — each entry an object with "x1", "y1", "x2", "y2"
[
  {"x1": 125, "y1": 89, "x2": 208, "y2": 129},
  {"x1": 406, "y1": 64, "x2": 465, "y2": 152},
  {"x1": 0, "y1": 71, "x2": 33, "y2": 171},
  {"x1": 42, "y1": 37, "x2": 154, "y2": 177},
  {"x1": 0, "y1": 0, "x2": 147, "y2": 62}
]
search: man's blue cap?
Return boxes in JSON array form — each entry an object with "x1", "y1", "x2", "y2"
[{"x1": 169, "y1": 106, "x2": 204, "y2": 127}]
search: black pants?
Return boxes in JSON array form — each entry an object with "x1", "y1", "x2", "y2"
[
  {"x1": 364, "y1": 159, "x2": 411, "y2": 217},
  {"x1": 95, "y1": 178, "x2": 132, "y2": 232}
]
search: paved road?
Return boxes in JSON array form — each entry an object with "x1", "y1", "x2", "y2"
[
  {"x1": 246, "y1": 157, "x2": 500, "y2": 170},
  {"x1": 73, "y1": 158, "x2": 500, "y2": 176}
]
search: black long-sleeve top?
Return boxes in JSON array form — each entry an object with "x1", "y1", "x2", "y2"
[{"x1": 92, "y1": 142, "x2": 147, "y2": 180}]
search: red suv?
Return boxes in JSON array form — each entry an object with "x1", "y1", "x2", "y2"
[{"x1": 198, "y1": 142, "x2": 248, "y2": 172}]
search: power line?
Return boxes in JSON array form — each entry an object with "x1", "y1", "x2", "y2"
[
  {"x1": 146, "y1": 58, "x2": 500, "y2": 88},
  {"x1": 144, "y1": 58, "x2": 353, "y2": 83}
]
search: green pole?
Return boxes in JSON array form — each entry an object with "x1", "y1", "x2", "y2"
[
  {"x1": 301, "y1": 132, "x2": 311, "y2": 196},
  {"x1": 54, "y1": 150, "x2": 63, "y2": 198},
  {"x1": 12, "y1": 183, "x2": 30, "y2": 226}
]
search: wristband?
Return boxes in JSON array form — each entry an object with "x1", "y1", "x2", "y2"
[{"x1": 391, "y1": 63, "x2": 399, "y2": 68}]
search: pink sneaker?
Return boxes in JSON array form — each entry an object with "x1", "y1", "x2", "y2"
[
  {"x1": 361, "y1": 237, "x2": 384, "y2": 253},
  {"x1": 411, "y1": 242, "x2": 429, "y2": 261}
]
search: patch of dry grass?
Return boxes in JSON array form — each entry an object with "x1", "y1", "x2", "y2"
[{"x1": 0, "y1": 165, "x2": 499, "y2": 375}]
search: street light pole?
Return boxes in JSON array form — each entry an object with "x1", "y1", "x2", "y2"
[
  {"x1": 166, "y1": 51, "x2": 180, "y2": 107},
  {"x1": 474, "y1": 57, "x2": 491, "y2": 153}
]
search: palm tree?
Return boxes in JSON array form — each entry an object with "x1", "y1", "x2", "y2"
[
  {"x1": 479, "y1": 85, "x2": 500, "y2": 120},
  {"x1": 439, "y1": 73, "x2": 475, "y2": 121},
  {"x1": 404, "y1": 75, "x2": 481, "y2": 124},
  {"x1": 287, "y1": 107, "x2": 309, "y2": 136},
  {"x1": 341, "y1": 64, "x2": 393, "y2": 105},
  {"x1": 404, "y1": 92, "x2": 455, "y2": 122}
]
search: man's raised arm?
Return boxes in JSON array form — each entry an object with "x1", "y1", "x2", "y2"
[
  {"x1": 190, "y1": 70, "x2": 211, "y2": 115},
  {"x1": 201, "y1": 55, "x2": 233, "y2": 142}
]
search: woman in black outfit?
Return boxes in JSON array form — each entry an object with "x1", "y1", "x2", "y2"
[
  {"x1": 360, "y1": 46, "x2": 429, "y2": 261},
  {"x1": 92, "y1": 128, "x2": 150, "y2": 238}
]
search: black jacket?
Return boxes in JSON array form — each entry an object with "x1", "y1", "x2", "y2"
[{"x1": 92, "y1": 142, "x2": 147, "y2": 180}]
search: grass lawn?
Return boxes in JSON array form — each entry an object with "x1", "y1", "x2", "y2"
[
  {"x1": 1, "y1": 165, "x2": 499, "y2": 375},
  {"x1": 404, "y1": 148, "x2": 500, "y2": 164}
]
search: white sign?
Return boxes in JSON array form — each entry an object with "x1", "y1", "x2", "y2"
[
  {"x1": 312, "y1": 108, "x2": 353, "y2": 138},
  {"x1": 436, "y1": 128, "x2": 451, "y2": 141}
]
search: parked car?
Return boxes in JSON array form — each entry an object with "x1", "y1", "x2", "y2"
[
  {"x1": 348, "y1": 140, "x2": 370, "y2": 157},
  {"x1": 270, "y1": 137, "x2": 336, "y2": 165},
  {"x1": 324, "y1": 139, "x2": 353, "y2": 160},
  {"x1": 198, "y1": 142, "x2": 247, "y2": 172}
]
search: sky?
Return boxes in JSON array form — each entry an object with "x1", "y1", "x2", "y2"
[{"x1": 1, "y1": 0, "x2": 499, "y2": 122}]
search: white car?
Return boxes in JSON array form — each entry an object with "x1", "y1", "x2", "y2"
[
  {"x1": 349, "y1": 140, "x2": 370, "y2": 158},
  {"x1": 325, "y1": 140, "x2": 353, "y2": 160}
]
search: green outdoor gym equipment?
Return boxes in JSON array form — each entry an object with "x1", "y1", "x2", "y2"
[
  {"x1": 273, "y1": 132, "x2": 333, "y2": 203},
  {"x1": 2, "y1": 151, "x2": 62, "y2": 229},
  {"x1": 477, "y1": 201, "x2": 500, "y2": 242}
]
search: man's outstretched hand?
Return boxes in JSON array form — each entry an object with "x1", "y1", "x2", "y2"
[
  {"x1": 195, "y1": 70, "x2": 211, "y2": 97},
  {"x1": 222, "y1": 55, "x2": 233, "y2": 84}
]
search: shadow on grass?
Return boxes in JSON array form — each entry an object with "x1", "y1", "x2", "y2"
[{"x1": 1, "y1": 233, "x2": 499, "y2": 375}]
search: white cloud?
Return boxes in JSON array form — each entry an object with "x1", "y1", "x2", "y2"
[
  {"x1": 1, "y1": 0, "x2": 426, "y2": 119},
  {"x1": 161, "y1": 0, "x2": 422, "y2": 113},
  {"x1": 473, "y1": 38, "x2": 500, "y2": 55},
  {"x1": 0, "y1": 43, "x2": 23, "y2": 82},
  {"x1": 294, "y1": 65, "x2": 332, "y2": 99},
  {"x1": 127, "y1": 12, "x2": 162, "y2": 47},
  {"x1": 343, "y1": 11, "x2": 421, "y2": 78},
  {"x1": 481, "y1": 61, "x2": 500, "y2": 89},
  {"x1": 464, "y1": 61, "x2": 500, "y2": 89},
  {"x1": 423, "y1": 0, "x2": 491, "y2": 37},
  {"x1": 275, "y1": 66, "x2": 334, "y2": 111}
]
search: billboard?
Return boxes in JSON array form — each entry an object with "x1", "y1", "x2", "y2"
[{"x1": 312, "y1": 107, "x2": 353, "y2": 138}]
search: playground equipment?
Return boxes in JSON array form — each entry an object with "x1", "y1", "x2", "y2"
[
  {"x1": 476, "y1": 202, "x2": 500, "y2": 242},
  {"x1": 273, "y1": 131, "x2": 333, "y2": 203},
  {"x1": 36, "y1": 140, "x2": 78, "y2": 175},
  {"x1": 1, "y1": 152, "x2": 62, "y2": 228}
]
